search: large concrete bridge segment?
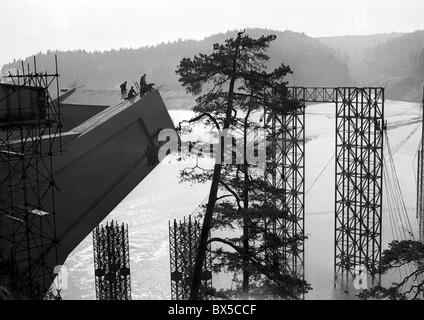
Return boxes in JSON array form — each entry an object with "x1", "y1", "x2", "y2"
[
  {"x1": 1, "y1": 90, "x2": 175, "y2": 293},
  {"x1": 52, "y1": 90, "x2": 174, "y2": 263}
]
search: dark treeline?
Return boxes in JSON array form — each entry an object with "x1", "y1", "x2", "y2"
[
  {"x1": 3, "y1": 28, "x2": 424, "y2": 104},
  {"x1": 1, "y1": 29, "x2": 356, "y2": 108}
]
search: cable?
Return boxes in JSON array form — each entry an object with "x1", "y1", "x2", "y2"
[
  {"x1": 305, "y1": 153, "x2": 335, "y2": 195},
  {"x1": 385, "y1": 132, "x2": 415, "y2": 238},
  {"x1": 391, "y1": 124, "x2": 420, "y2": 155},
  {"x1": 384, "y1": 131, "x2": 416, "y2": 277}
]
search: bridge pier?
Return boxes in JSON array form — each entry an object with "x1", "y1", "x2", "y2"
[
  {"x1": 334, "y1": 88, "x2": 384, "y2": 276},
  {"x1": 93, "y1": 221, "x2": 131, "y2": 300},
  {"x1": 169, "y1": 215, "x2": 212, "y2": 300},
  {"x1": 264, "y1": 87, "x2": 306, "y2": 278}
]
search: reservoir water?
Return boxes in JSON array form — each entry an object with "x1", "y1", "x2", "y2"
[{"x1": 61, "y1": 100, "x2": 422, "y2": 299}]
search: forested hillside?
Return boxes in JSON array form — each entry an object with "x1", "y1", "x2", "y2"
[
  {"x1": 319, "y1": 31, "x2": 424, "y2": 102},
  {"x1": 318, "y1": 33, "x2": 403, "y2": 80},
  {"x1": 1, "y1": 28, "x2": 356, "y2": 109}
]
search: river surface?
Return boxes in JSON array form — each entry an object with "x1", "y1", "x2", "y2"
[{"x1": 61, "y1": 100, "x2": 422, "y2": 300}]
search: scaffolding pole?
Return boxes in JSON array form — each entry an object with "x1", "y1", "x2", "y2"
[
  {"x1": 263, "y1": 87, "x2": 305, "y2": 278},
  {"x1": 93, "y1": 220, "x2": 132, "y2": 300},
  {"x1": 334, "y1": 88, "x2": 384, "y2": 277},
  {"x1": 417, "y1": 87, "x2": 424, "y2": 243},
  {"x1": 0, "y1": 56, "x2": 62, "y2": 299},
  {"x1": 169, "y1": 215, "x2": 212, "y2": 300}
]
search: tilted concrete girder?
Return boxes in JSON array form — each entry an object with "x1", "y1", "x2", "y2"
[{"x1": 1, "y1": 90, "x2": 175, "y2": 294}]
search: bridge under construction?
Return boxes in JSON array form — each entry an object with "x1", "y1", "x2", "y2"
[
  {"x1": 0, "y1": 58, "x2": 422, "y2": 299},
  {"x1": 0, "y1": 58, "x2": 174, "y2": 298}
]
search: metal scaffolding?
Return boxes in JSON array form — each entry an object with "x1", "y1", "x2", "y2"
[
  {"x1": 93, "y1": 221, "x2": 132, "y2": 300},
  {"x1": 417, "y1": 87, "x2": 424, "y2": 243},
  {"x1": 0, "y1": 56, "x2": 62, "y2": 299},
  {"x1": 264, "y1": 87, "x2": 385, "y2": 279},
  {"x1": 334, "y1": 88, "x2": 384, "y2": 275},
  {"x1": 170, "y1": 86, "x2": 385, "y2": 297},
  {"x1": 417, "y1": 149, "x2": 423, "y2": 242},
  {"x1": 263, "y1": 87, "x2": 305, "y2": 278},
  {"x1": 169, "y1": 215, "x2": 212, "y2": 300}
]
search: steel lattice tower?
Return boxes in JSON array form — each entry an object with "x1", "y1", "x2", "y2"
[
  {"x1": 417, "y1": 87, "x2": 424, "y2": 243},
  {"x1": 93, "y1": 221, "x2": 131, "y2": 300},
  {"x1": 263, "y1": 87, "x2": 305, "y2": 277},
  {"x1": 169, "y1": 215, "x2": 212, "y2": 300},
  {"x1": 263, "y1": 86, "x2": 385, "y2": 279},
  {"x1": 0, "y1": 57, "x2": 62, "y2": 299},
  {"x1": 334, "y1": 87, "x2": 385, "y2": 275},
  {"x1": 417, "y1": 148, "x2": 424, "y2": 242},
  {"x1": 175, "y1": 86, "x2": 385, "y2": 294}
]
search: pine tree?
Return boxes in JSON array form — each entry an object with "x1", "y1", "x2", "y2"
[
  {"x1": 176, "y1": 31, "x2": 310, "y2": 299},
  {"x1": 360, "y1": 240, "x2": 424, "y2": 300}
]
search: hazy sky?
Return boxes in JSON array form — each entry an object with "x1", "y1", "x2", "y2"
[{"x1": 1, "y1": 0, "x2": 423, "y2": 67}]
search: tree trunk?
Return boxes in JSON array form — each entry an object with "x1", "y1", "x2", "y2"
[
  {"x1": 189, "y1": 32, "x2": 243, "y2": 300},
  {"x1": 242, "y1": 163, "x2": 250, "y2": 294},
  {"x1": 242, "y1": 107, "x2": 252, "y2": 294}
]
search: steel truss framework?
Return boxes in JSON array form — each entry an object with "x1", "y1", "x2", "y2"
[
  {"x1": 334, "y1": 88, "x2": 384, "y2": 275},
  {"x1": 417, "y1": 88, "x2": 424, "y2": 243},
  {"x1": 169, "y1": 215, "x2": 212, "y2": 300},
  {"x1": 171, "y1": 86, "x2": 384, "y2": 298},
  {"x1": 263, "y1": 87, "x2": 306, "y2": 278},
  {"x1": 417, "y1": 147, "x2": 424, "y2": 243},
  {"x1": 265, "y1": 87, "x2": 384, "y2": 279},
  {"x1": 93, "y1": 221, "x2": 132, "y2": 300},
  {"x1": 0, "y1": 57, "x2": 62, "y2": 299}
]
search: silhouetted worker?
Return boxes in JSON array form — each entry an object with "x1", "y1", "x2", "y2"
[
  {"x1": 127, "y1": 86, "x2": 136, "y2": 99},
  {"x1": 120, "y1": 81, "x2": 127, "y2": 95},
  {"x1": 140, "y1": 74, "x2": 147, "y2": 88},
  {"x1": 139, "y1": 74, "x2": 155, "y2": 97}
]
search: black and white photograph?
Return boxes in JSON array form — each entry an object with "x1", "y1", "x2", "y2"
[{"x1": 0, "y1": 0, "x2": 424, "y2": 308}]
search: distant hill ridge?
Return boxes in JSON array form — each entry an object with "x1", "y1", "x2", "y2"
[
  {"x1": 2, "y1": 28, "x2": 424, "y2": 104},
  {"x1": 318, "y1": 30, "x2": 424, "y2": 102},
  {"x1": 1, "y1": 28, "x2": 356, "y2": 109}
]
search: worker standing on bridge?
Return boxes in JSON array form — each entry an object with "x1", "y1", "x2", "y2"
[
  {"x1": 139, "y1": 74, "x2": 147, "y2": 97},
  {"x1": 140, "y1": 74, "x2": 147, "y2": 89},
  {"x1": 139, "y1": 74, "x2": 155, "y2": 97},
  {"x1": 120, "y1": 81, "x2": 127, "y2": 96}
]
